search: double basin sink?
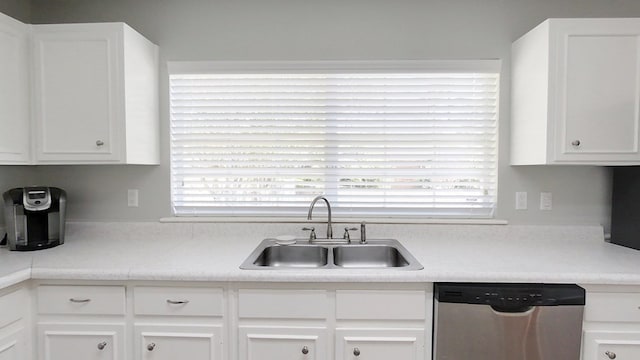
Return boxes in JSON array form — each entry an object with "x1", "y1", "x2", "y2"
[{"x1": 240, "y1": 238, "x2": 423, "y2": 270}]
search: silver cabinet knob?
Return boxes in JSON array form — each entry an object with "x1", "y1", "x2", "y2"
[
  {"x1": 147, "y1": 343, "x2": 156, "y2": 351},
  {"x1": 97, "y1": 342, "x2": 107, "y2": 350},
  {"x1": 353, "y1": 347, "x2": 361, "y2": 356},
  {"x1": 571, "y1": 140, "x2": 581, "y2": 147},
  {"x1": 96, "y1": 140, "x2": 105, "y2": 146},
  {"x1": 301, "y1": 346, "x2": 309, "y2": 355},
  {"x1": 605, "y1": 351, "x2": 617, "y2": 359}
]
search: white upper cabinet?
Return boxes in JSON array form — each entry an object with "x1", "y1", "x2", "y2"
[
  {"x1": 0, "y1": 12, "x2": 30, "y2": 164},
  {"x1": 511, "y1": 18, "x2": 640, "y2": 165},
  {"x1": 32, "y1": 22, "x2": 159, "y2": 164}
]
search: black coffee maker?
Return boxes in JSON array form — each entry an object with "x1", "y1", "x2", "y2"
[{"x1": 2, "y1": 187, "x2": 66, "y2": 251}]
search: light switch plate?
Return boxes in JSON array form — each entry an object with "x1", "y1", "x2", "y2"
[
  {"x1": 540, "y1": 192, "x2": 552, "y2": 210},
  {"x1": 515, "y1": 192, "x2": 527, "y2": 210},
  {"x1": 128, "y1": 189, "x2": 139, "y2": 207}
]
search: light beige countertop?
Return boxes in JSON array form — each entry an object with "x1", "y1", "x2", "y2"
[{"x1": 0, "y1": 221, "x2": 639, "y2": 287}]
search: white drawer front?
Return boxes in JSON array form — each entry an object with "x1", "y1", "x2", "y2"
[
  {"x1": 336, "y1": 290, "x2": 426, "y2": 320},
  {"x1": 585, "y1": 292, "x2": 640, "y2": 322},
  {"x1": 37, "y1": 285, "x2": 125, "y2": 315},
  {"x1": 134, "y1": 286, "x2": 223, "y2": 316},
  {"x1": 0, "y1": 288, "x2": 27, "y2": 327},
  {"x1": 238, "y1": 289, "x2": 328, "y2": 319}
]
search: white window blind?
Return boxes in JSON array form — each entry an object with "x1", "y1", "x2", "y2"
[{"x1": 170, "y1": 62, "x2": 499, "y2": 218}]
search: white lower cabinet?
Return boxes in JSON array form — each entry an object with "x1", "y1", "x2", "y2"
[
  {"x1": 582, "y1": 330, "x2": 640, "y2": 360},
  {"x1": 0, "y1": 286, "x2": 30, "y2": 360},
  {"x1": 335, "y1": 328, "x2": 424, "y2": 360},
  {"x1": 236, "y1": 287, "x2": 429, "y2": 360},
  {"x1": 30, "y1": 282, "x2": 433, "y2": 360},
  {"x1": 37, "y1": 323, "x2": 125, "y2": 360},
  {"x1": 582, "y1": 288, "x2": 640, "y2": 360},
  {"x1": 135, "y1": 324, "x2": 223, "y2": 360},
  {"x1": 132, "y1": 286, "x2": 225, "y2": 360},
  {"x1": 0, "y1": 325, "x2": 28, "y2": 360},
  {"x1": 238, "y1": 326, "x2": 327, "y2": 360}
]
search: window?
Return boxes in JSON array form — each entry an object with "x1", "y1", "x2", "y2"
[{"x1": 169, "y1": 61, "x2": 499, "y2": 218}]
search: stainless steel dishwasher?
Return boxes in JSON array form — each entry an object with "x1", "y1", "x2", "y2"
[{"x1": 433, "y1": 283, "x2": 585, "y2": 360}]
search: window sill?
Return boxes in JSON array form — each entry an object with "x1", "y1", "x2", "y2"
[{"x1": 159, "y1": 216, "x2": 508, "y2": 225}]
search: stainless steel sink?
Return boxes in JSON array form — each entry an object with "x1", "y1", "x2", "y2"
[
  {"x1": 333, "y1": 245, "x2": 410, "y2": 268},
  {"x1": 240, "y1": 239, "x2": 423, "y2": 270},
  {"x1": 251, "y1": 244, "x2": 328, "y2": 268}
]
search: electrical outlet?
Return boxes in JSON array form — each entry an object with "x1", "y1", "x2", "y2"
[
  {"x1": 515, "y1": 192, "x2": 527, "y2": 210},
  {"x1": 128, "y1": 189, "x2": 139, "y2": 207},
  {"x1": 540, "y1": 192, "x2": 552, "y2": 210}
]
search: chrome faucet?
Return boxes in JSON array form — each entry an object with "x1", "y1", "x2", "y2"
[{"x1": 307, "y1": 195, "x2": 333, "y2": 239}]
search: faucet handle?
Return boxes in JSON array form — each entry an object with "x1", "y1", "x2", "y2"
[
  {"x1": 343, "y1": 227, "x2": 358, "y2": 242},
  {"x1": 302, "y1": 227, "x2": 316, "y2": 242}
]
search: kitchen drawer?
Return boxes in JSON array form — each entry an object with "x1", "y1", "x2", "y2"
[
  {"x1": 0, "y1": 288, "x2": 28, "y2": 327},
  {"x1": 585, "y1": 292, "x2": 640, "y2": 322},
  {"x1": 134, "y1": 286, "x2": 223, "y2": 316},
  {"x1": 37, "y1": 285, "x2": 125, "y2": 315},
  {"x1": 238, "y1": 289, "x2": 328, "y2": 319},
  {"x1": 336, "y1": 290, "x2": 426, "y2": 320}
]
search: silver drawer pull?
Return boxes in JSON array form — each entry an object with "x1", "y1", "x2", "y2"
[
  {"x1": 97, "y1": 342, "x2": 107, "y2": 350},
  {"x1": 605, "y1": 351, "x2": 617, "y2": 359},
  {"x1": 166, "y1": 299, "x2": 189, "y2": 305},
  {"x1": 96, "y1": 140, "x2": 105, "y2": 146},
  {"x1": 147, "y1": 343, "x2": 156, "y2": 351},
  {"x1": 69, "y1": 298, "x2": 91, "y2": 303},
  {"x1": 353, "y1": 347, "x2": 361, "y2": 356},
  {"x1": 302, "y1": 346, "x2": 309, "y2": 355}
]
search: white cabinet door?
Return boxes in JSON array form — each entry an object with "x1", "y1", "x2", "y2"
[
  {"x1": 239, "y1": 326, "x2": 327, "y2": 360},
  {"x1": 31, "y1": 22, "x2": 159, "y2": 165},
  {"x1": 38, "y1": 323, "x2": 125, "y2": 360},
  {"x1": 0, "y1": 326, "x2": 28, "y2": 360},
  {"x1": 582, "y1": 330, "x2": 640, "y2": 360},
  {"x1": 0, "y1": 12, "x2": 30, "y2": 164},
  {"x1": 553, "y1": 20, "x2": 640, "y2": 163},
  {"x1": 135, "y1": 324, "x2": 223, "y2": 360},
  {"x1": 511, "y1": 18, "x2": 640, "y2": 165},
  {"x1": 335, "y1": 328, "x2": 424, "y2": 360},
  {"x1": 32, "y1": 24, "x2": 121, "y2": 163}
]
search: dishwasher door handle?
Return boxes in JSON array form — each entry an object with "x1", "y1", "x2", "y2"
[{"x1": 490, "y1": 305, "x2": 535, "y2": 314}]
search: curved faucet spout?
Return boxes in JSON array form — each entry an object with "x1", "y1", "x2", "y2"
[{"x1": 307, "y1": 195, "x2": 333, "y2": 239}]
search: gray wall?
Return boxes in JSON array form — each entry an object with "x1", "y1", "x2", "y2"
[
  {"x1": 0, "y1": 0, "x2": 29, "y2": 22},
  {"x1": 4, "y1": 0, "x2": 638, "y2": 227}
]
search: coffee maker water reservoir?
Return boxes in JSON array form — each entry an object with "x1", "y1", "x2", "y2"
[{"x1": 2, "y1": 187, "x2": 66, "y2": 251}]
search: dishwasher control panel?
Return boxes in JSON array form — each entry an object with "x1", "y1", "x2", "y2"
[{"x1": 435, "y1": 283, "x2": 585, "y2": 308}]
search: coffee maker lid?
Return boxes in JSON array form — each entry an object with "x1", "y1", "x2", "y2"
[{"x1": 22, "y1": 187, "x2": 52, "y2": 212}]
